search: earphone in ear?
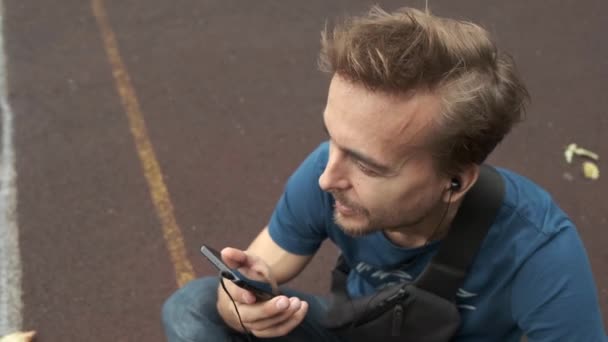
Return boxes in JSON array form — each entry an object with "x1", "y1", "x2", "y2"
[{"x1": 450, "y1": 178, "x2": 461, "y2": 191}]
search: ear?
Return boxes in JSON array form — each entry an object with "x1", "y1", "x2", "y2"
[{"x1": 442, "y1": 164, "x2": 480, "y2": 203}]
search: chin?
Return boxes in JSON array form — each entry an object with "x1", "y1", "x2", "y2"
[{"x1": 334, "y1": 212, "x2": 373, "y2": 237}]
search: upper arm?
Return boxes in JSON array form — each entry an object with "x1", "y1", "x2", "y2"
[
  {"x1": 246, "y1": 144, "x2": 330, "y2": 284},
  {"x1": 247, "y1": 227, "x2": 314, "y2": 284},
  {"x1": 511, "y1": 227, "x2": 606, "y2": 341}
]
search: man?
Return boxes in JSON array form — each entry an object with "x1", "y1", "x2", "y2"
[{"x1": 162, "y1": 6, "x2": 606, "y2": 341}]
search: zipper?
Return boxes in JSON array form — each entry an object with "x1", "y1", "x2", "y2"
[{"x1": 391, "y1": 304, "x2": 404, "y2": 337}]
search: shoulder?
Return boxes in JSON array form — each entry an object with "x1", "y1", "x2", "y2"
[
  {"x1": 306, "y1": 141, "x2": 329, "y2": 174},
  {"x1": 267, "y1": 142, "x2": 333, "y2": 254},
  {"x1": 474, "y1": 167, "x2": 581, "y2": 274},
  {"x1": 281, "y1": 141, "x2": 329, "y2": 197},
  {"x1": 281, "y1": 141, "x2": 329, "y2": 184},
  {"x1": 495, "y1": 167, "x2": 572, "y2": 236}
]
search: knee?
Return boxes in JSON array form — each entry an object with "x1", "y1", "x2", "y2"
[{"x1": 162, "y1": 277, "x2": 221, "y2": 339}]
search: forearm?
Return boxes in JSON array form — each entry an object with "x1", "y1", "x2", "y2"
[{"x1": 246, "y1": 227, "x2": 313, "y2": 284}]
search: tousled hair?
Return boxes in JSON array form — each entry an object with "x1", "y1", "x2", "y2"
[{"x1": 319, "y1": 6, "x2": 530, "y2": 176}]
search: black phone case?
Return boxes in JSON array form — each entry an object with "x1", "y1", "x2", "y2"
[{"x1": 200, "y1": 245, "x2": 277, "y2": 300}]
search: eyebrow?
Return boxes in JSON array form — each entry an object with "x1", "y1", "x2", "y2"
[{"x1": 322, "y1": 122, "x2": 394, "y2": 174}]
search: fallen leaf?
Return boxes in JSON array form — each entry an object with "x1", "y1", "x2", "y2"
[
  {"x1": 564, "y1": 143, "x2": 599, "y2": 164},
  {"x1": 564, "y1": 143, "x2": 576, "y2": 164},
  {"x1": 574, "y1": 146, "x2": 599, "y2": 161},
  {"x1": 582, "y1": 161, "x2": 600, "y2": 180}
]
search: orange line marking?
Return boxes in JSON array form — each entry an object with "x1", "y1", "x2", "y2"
[{"x1": 91, "y1": 0, "x2": 195, "y2": 287}]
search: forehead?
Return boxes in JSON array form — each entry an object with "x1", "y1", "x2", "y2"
[{"x1": 324, "y1": 76, "x2": 440, "y2": 161}]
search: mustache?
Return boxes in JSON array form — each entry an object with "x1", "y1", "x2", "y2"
[{"x1": 331, "y1": 192, "x2": 362, "y2": 211}]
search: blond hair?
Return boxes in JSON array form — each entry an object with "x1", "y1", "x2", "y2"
[{"x1": 319, "y1": 6, "x2": 529, "y2": 176}]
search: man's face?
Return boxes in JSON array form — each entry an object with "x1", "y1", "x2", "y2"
[{"x1": 319, "y1": 75, "x2": 449, "y2": 237}]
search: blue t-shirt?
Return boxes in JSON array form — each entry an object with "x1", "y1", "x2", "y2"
[{"x1": 269, "y1": 142, "x2": 606, "y2": 341}]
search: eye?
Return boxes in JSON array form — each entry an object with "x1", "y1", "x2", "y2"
[{"x1": 355, "y1": 160, "x2": 380, "y2": 177}]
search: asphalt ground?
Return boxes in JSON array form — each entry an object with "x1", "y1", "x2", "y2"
[{"x1": 1, "y1": 0, "x2": 606, "y2": 340}]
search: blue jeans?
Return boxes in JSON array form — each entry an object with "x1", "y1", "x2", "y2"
[{"x1": 162, "y1": 276, "x2": 345, "y2": 341}]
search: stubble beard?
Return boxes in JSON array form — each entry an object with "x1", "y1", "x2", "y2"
[
  {"x1": 331, "y1": 193, "x2": 435, "y2": 238},
  {"x1": 331, "y1": 192, "x2": 374, "y2": 237},
  {"x1": 333, "y1": 209, "x2": 375, "y2": 237}
]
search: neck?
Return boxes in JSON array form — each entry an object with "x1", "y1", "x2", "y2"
[{"x1": 383, "y1": 200, "x2": 462, "y2": 248}]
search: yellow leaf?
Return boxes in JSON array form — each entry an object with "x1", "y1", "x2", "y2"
[{"x1": 582, "y1": 161, "x2": 600, "y2": 180}]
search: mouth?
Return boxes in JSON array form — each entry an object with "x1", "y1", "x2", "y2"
[{"x1": 334, "y1": 199, "x2": 358, "y2": 216}]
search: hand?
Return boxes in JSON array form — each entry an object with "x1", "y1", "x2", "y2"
[
  {"x1": 0, "y1": 331, "x2": 36, "y2": 342},
  {"x1": 218, "y1": 247, "x2": 309, "y2": 338}
]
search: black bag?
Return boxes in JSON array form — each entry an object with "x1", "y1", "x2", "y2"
[{"x1": 322, "y1": 165, "x2": 505, "y2": 342}]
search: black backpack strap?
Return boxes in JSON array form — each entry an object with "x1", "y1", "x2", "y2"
[
  {"x1": 329, "y1": 255, "x2": 351, "y2": 303},
  {"x1": 414, "y1": 165, "x2": 505, "y2": 300}
]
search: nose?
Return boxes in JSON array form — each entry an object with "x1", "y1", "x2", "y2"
[{"x1": 318, "y1": 145, "x2": 350, "y2": 191}]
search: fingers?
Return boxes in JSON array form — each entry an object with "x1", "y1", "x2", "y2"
[
  {"x1": 246, "y1": 297, "x2": 303, "y2": 331},
  {"x1": 239, "y1": 289, "x2": 257, "y2": 304},
  {"x1": 250, "y1": 301, "x2": 309, "y2": 338},
  {"x1": 222, "y1": 288, "x2": 309, "y2": 338},
  {"x1": 236, "y1": 295, "x2": 308, "y2": 338},
  {"x1": 249, "y1": 263, "x2": 280, "y2": 294},
  {"x1": 0, "y1": 330, "x2": 36, "y2": 342},
  {"x1": 220, "y1": 277, "x2": 257, "y2": 305},
  {"x1": 238, "y1": 295, "x2": 290, "y2": 321},
  {"x1": 220, "y1": 248, "x2": 278, "y2": 293},
  {"x1": 221, "y1": 247, "x2": 249, "y2": 269}
]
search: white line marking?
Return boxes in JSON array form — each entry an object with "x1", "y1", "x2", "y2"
[{"x1": 0, "y1": 0, "x2": 23, "y2": 335}]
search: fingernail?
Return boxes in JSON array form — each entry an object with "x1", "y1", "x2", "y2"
[
  {"x1": 276, "y1": 297, "x2": 289, "y2": 310},
  {"x1": 290, "y1": 298, "x2": 301, "y2": 310}
]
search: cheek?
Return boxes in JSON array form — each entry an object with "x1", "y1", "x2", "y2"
[
  {"x1": 353, "y1": 178, "x2": 402, "y2": 210},
  {"x1": 401, "y1": 181, "x2": 444, "y2": 213},
  {"x1": 367, "y1": 177, "x2": 439, "y2": 214}
]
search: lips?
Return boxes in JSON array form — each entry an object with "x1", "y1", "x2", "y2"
[{"x1": 334, "y1": 199, "x2": 357, "y2": 216}]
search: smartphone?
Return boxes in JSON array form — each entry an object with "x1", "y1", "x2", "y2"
[{"x1": 200, "y1": 245, "x2": 278, "y2": 301}]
